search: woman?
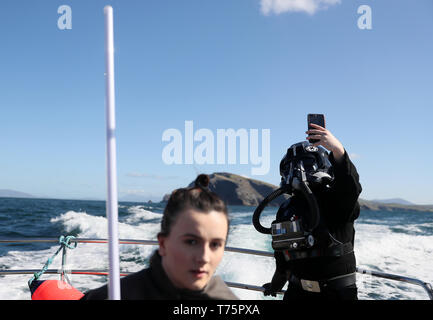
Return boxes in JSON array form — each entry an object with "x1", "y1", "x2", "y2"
[{"x1": 82, "y1": 174, "x2": 237, "y2": 300}]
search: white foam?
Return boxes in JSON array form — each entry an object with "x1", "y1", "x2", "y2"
[
  {"x1": 124, "y1": 206, "x2": 162, "y2": 224},
  {"x1": 354, "y1": 221, "x2": 433, "y2": 299},
  {"x1": 218, "y1": 251, "x2": 279, "y2": 300},
  {"x1": 0, "y1": 210, "x2": 160, "y2": 299},
  {"x1": 0, "y1": 208, "x2": 432, "y2": 300}
]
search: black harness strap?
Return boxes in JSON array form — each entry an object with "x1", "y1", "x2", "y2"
[
  {"x1": 283, "y1": 242, "x2": 353, "y2": 261},
  {"x1": 289, "y1": 272, "x2": 357, "y2": 293}
]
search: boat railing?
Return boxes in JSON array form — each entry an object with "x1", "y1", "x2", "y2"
[{"x1": 1, "y1": 238, "x2": 432, "y2": 299}]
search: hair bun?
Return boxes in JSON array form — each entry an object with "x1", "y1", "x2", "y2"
[{"x1": 195, "y1": 174, "x2": 210, "y2": 189}]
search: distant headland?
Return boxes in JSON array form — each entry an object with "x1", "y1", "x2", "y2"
[
  {"x1": 164, "y1": 172, "x2": 433, "y2": 213},
  {"x1": 0, "y1": 189, "x2": 34, "y2": 198},
  {"x1": 2, "y1": 174, "x2": 432, "y2": 213}
]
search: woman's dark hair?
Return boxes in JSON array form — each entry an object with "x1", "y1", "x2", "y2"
[{"x1": 159, "y1": 174, "x2": 229, "y2": 237}]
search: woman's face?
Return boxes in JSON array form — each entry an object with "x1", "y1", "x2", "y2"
[{"x1": 158, "y1": 209, "x2": 228, "y2": 291}]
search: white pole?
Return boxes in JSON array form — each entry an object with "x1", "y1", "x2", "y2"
[{"x1": 104, "y1": 5, "x2": 121, "y2": 300}]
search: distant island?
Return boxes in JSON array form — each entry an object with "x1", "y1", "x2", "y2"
[
  {"x1": 370, "y1": 198, "x2": 415, "y2": 206},
  {"x1": 188, "y1": 172, "x2": 289, "y2": 207},
  {"x1": 164, "y1": 172, "x2": 433, "y2": 213},
  {"x1": 357, "y1": 199, "x2": 433, "y2": 213},
  {"x1": 2, "y1": 175, "x2": 432, "y2": 213},
  {"x1": 0, "y1": 189, "x2": 34, "y2": 198}
]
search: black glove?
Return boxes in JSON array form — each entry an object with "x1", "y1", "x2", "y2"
[{"x1": 262, "y1": 282, "x2": 277, "y2": 297}]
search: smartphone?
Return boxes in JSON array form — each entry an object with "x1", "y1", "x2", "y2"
[{"x1": 307, "y1": 114, "x2": 325, "y2": 143}]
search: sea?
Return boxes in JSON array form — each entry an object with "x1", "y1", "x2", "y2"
[{"x1": 0, "y1": 197, "x2": 432, "y2": 300}]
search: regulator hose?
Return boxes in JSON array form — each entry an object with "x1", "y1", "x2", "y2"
[
  {"x1": 252, "y1": 178, "x2": 321, "y2": 234},
  {"x1": 252, "y1": 185, "x2": 290, "y2": 234},
  {"x1": 291, "y1": 178, "x2": 320, "y2": 231}
]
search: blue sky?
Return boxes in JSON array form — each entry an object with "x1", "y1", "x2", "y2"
[{"x1": 1, "y1": 0, "x2": 432, "y2": 204}]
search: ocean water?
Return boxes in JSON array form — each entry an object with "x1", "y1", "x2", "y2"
[{"x1": 0, "y1": 197, "x2": 432, "y2": 300}]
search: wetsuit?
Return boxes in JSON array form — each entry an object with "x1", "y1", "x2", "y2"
[
  {"x1": 81, "y1": 251, "x2": 238, "y2": 300},
  {"x1": 269, "y1": 150, "x2": 362, "y2": 300}
]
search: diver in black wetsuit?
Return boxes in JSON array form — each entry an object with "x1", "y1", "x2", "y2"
[{"x1": 259, "y1": 123, "x2": 362, "y2": 300}]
